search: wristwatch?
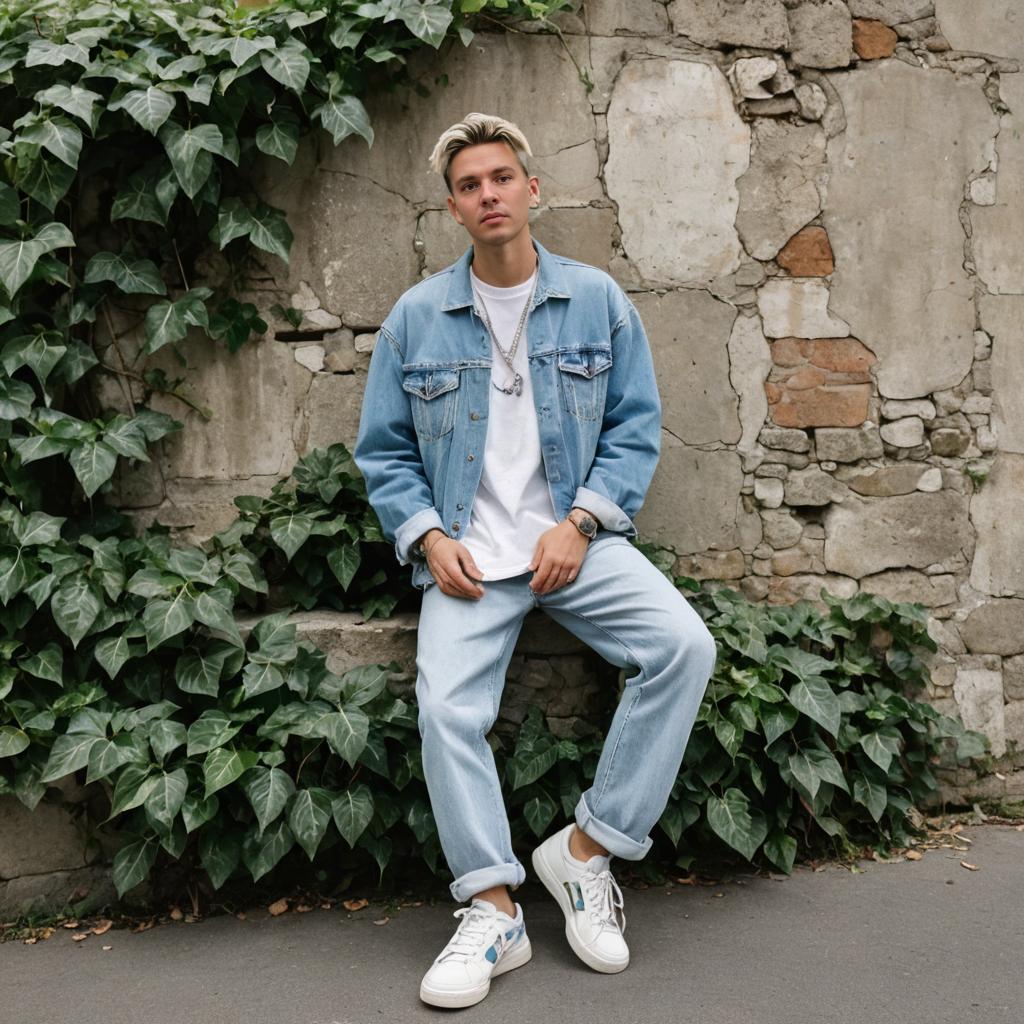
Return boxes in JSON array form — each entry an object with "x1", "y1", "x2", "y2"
[{"x1": 567, "y1": 507, "x2": 599, "y2": 540}]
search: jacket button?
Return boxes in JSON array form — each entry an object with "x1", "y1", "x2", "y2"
[
  {"x1": 470, "y1": 412, "x2": 480, "y2": 421},
  {"x1": 452, "y1": 521, "x2": 461, "y2": 531},
  {"x1": 456, "y1": 503, "x2": 464, "y2": 510},
  {"x1": 467, "y1": 453, "x2": 474, "y2": 461}
]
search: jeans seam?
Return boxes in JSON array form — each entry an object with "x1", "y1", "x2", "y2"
[
  {"x1": 595, "y1": 683, "x2": 642, "y2": 814},
  {"x1": 482, "y1": 614, "x2": 525, "y2": 864},
  {"x1": 543, "y1": 605, "x2": 654, "y2": 818}
]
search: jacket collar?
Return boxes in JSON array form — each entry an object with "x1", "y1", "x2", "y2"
[{"x1": 440, "y1": 236, "x2": 571, "y2": 312}]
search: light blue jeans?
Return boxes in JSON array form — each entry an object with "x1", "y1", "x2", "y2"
[{"x1": 413, "y1": 530, "x2": 717, "y2": 902}]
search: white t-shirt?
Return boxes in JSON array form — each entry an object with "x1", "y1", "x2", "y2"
[{"x1": 461, "y1": 265, "x2": 559, "y2": 580}]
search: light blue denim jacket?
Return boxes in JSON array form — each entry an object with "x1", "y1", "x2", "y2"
[{"x1": 353, "y1": 238, "x2": 662, "y2": 590}]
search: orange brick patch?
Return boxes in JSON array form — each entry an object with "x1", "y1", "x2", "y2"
[
  {"x1": 853, "y1": 19, "x2": 898, "y2": 60},
  {"x1": 766, "y1": 337, "x2": 876, "y2": 428},
  {"x1": 777, "y1": 226, "x2": 834, "y2": 277}
]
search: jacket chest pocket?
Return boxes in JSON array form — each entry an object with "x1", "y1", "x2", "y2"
[
  {"x1": 402, "y1": 366, "x2": 460, "y2": 441},
  {"x1": 557, "y1": 345, "x2": 613, "y2": 421}
]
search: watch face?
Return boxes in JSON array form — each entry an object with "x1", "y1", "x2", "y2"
[{"x1": 578, "y1": 514, "x2": 597, "y2": 537}]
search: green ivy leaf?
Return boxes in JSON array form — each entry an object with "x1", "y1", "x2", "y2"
[
  {"x1": 199, "y1": 826, "x2": 241, "y2": 889},
  {"x1": 399, "y1": 1, "x2": 454, "y2": 47},
  {"x1": 34, "y1": 83, "x2": 104, "y2": 132},
  {"x1": 203, "y1": 746, "x2": 258, "y2": 799},
  {"x1": 149, "y1": 719, "x2": 187, "y2": 763},
  {"x1": 241, "y1": 817, "x2": 294, "y2": 883},
  {"x1": 68, "y1": 438, "x2": 118, "y2": 498},
  {"x1": 109, "y1": 85, "x2": 176, "y2": 134},
  {"x1": 259, "y1": 40, "x2": 311, "y2": 92},
  {"x1": 112, "y1": 835, "x2": 159, "y2": 896},
  {"x1": 332, "y1": 783, "x2": 374, "y2": 847},
  {"x1": 327, "y1": 542, "x2": 361, "y2": 591},
  {"x1": 0, "y1": 221, "x2": 75, "y2": 298},
  {"x1": 39, "y1": 730, "x2": 101, "y2": 782},
  {"x1": 787, "y1": 677, "x2": 841, "y2": 738},
  {"x1": 243, "y1": 765, "x2": 296, "y2": 835},
  {"x1": 51, "y1": 576, "x2": 103, "y2": 648},
  {"x1": 16, "y1": 152, "x2": 75, "y2": 211},
  {"x1": 763, "y1": 828, "x2": 797, "y2": 874},
  {"x1": 706, "y1": 787, "x2": 768, "y2": 862},
  {"x1": 288, "y1": 786, "x2": 333, "y2": 859},
  {"x1": 20, "y1": 116, "x2": 83, "y2": 169},
  {"x1": 176, "y1": 647, "x2": 228, "y2": 696},
  {"x1": 83, "y1": 251, "x2": 167, "y2": 295},
  {"x1": 269, "y1": 512, "x2": 314, "y2": 561},
  {"x1": 255, "y1": 109, "x2": 300, "y2": 164},
  {"x1": 19, "y1": 642, "x2": 64, "y2": 683},
  {"x1": 158, "y1": 121, "x2": 225, "y2": 198},
  {"x1": 187, "y1": 710, "x2": 241, "y2": 756},
  {"x1": 141, "y1": 589, "x2": 194, "y2": 650},
  {"x1": 0, "y1": 727, "x2": 30, "y2": 758},
  {"x1": 316, "y1": 707, "x2": 370, "y2": 766},
  {"x1": 313, "y1": 84, "x2": 373, "y2": 147},
  {"x1": 523, "y1": 791, "x2": 558, "y2": 837},
  {"x1": 145, "y1": 768, "x2": 188, "y2": 831}
]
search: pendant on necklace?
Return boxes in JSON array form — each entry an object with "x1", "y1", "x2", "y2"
[{"x1": 493, "y1": 371, "x2": 523, "y2": 396}]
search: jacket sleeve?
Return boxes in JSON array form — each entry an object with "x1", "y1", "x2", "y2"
[
  {"x1": 571, "y1": 297, "x2": 661, "y2": 538},
  {"x1": 353, "y1": 324, "x2": 445, "y2": 567}
]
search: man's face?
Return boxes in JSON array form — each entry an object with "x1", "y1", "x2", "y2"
[{"x1": 445, "y1": 141, "x2": 540, "y2": 248}]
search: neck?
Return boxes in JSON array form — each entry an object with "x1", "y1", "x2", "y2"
[{"x1": 470, "y1": 231, "x2": 537, "y2": 287}]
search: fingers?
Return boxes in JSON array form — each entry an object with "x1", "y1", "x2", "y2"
[
  {"x1": 428, "y1": 540, "x2": 485, "y2": 599},
  {"x1": 531, "y1": 555, "x2": 579, "y2": 595}
]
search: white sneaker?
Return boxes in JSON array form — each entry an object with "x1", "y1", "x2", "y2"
[
  {"x1": 532, "y1": 822, "x2": 629, "y2": 973},
  {"x1": 419, "y1": 898, "x2": 532, "y2": 1008}
]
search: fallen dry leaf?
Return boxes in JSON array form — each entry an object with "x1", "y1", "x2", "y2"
[
  {"x1": 236, "y1": 911, "x2": 247, "y2": 920},
  {"x1": 92, "y1": 920, "x2": 113, "y2": 935},
  {"x1": 102, "y1": 945, "x2": 112, "y2": 951},
  {"x1": 71, "y1": 932, "x2": 89, "y2": 941},
  {"x1": 905, "y1": 850, "x2": 923, "y2": 860},
  {"x1": 23, "y1": 937, "x2": 37, "y2": 945},
  {"x1": 343, "y1": 898, "x2": 369, "y2": 912},
  {"x1": 168, "y1": 907, "x2": 183, "y2": 921},
  {"x1": 960, "y1": 861, "x2": 979, "y2": 871},
  {"x1": 373, "y1": 917, "x2": 390, "y2": 926},
  {"x1": 268, "y1": 898, "x2": 289, "y2": 916},
  {"x1": 294, "y1": 903, "x2": 313, "y2": 914},
  {"x1": 130, "y1": 920, "x2": 155, "y2": 933},
  {"x1": 62, "y1": 921, "x2": 79, "y2": 929}
]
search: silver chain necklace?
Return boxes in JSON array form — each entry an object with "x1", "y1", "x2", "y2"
[{"x1": 471, "y1": 257, "x2": 538, "y2": 397}]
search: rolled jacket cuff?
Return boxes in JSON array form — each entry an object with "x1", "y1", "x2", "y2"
[
  {"x1": 571, "y1": 486, "x2": 636, "y2": 537},
  {"x1": 394, "y1": 506, "x2": 446, "y2": 566}
]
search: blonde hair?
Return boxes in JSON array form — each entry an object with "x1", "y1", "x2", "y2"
[{"x1": 428, "y1": 112, "x2": 533, "y2": 193}]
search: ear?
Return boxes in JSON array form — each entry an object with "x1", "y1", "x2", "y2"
[
  {"x1": 446, "y1": 193, "x2": 464, "y2": 226},
  {"x1": 528, "y1": 174, "x2": 540, "y2": 208}
]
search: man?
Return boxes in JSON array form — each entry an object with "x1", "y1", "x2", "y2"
[{"x1": 353, "y1": 113, "x2": 716, "y2": 1008}]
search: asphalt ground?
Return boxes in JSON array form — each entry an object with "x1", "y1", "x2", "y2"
[{"x1": 2, "y1": 822, "x2": 1022, "y2": 1024}]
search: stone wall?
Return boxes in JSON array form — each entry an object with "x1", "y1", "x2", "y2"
[{"x1": 97, "y1": 2, "x2": 1024, "y2": 785}]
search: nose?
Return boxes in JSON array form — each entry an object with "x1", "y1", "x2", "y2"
[{"x1": 479, "y1": 179, "x2": 498, "y2": 203}]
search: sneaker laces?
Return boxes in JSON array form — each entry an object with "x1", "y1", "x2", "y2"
[
  {"x1": 579, "y1": 868, "x2": 626, "y2": 935},
  {"x1": 439, "y1": 904, "x2": 501, "y2": 962}
]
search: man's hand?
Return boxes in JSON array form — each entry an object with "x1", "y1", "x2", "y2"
[
  {"x1": 423, "y1": 534, "x2": 486, "y2": 600},
  {"x1": 528, "y1": 519, "x2": 590, "y2": 595}
]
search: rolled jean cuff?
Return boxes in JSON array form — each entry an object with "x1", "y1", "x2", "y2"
[
  {"x1": 449, "y1": 861, "x2": 527, "y2": 903},
  {"x1": 574, "y1": 794, "x2": 653, "y2": 861}
]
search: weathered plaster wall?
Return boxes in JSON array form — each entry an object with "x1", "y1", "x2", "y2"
[{"x1": 98, "y1": 2, "x2": 1024, "y2": 794}]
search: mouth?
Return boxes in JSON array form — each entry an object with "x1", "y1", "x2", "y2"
[{"x1": 481, "y1": 213, "x2": 506, "y2": 224}]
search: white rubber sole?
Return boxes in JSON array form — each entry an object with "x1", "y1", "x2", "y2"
[
  {"x1": 419, "y1": 937, "x2": 533, "y2": 1008},
  {"x1": 531, "y1": 841, "x2": 629, "y2": 974}
]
